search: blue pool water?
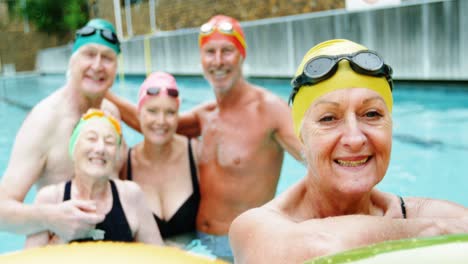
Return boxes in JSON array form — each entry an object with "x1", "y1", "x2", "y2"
[{"x1": 0, "y1": 75, "x2": 467, "y2": 253}]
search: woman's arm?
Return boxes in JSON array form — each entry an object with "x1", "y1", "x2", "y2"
[
  {"x1": 405, "y1": 197, "x2": 468, "y2": 218},
  {"x1": 124, "y1": 182, "x2": 163, "y2": 245},
  {"x1": 230, "y1": 207, "x2": 468, "y2": 264}
]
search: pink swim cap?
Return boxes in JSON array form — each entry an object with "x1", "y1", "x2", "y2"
[{"x1": 137, "y1": 72, "x2": 180, "y2": 110}]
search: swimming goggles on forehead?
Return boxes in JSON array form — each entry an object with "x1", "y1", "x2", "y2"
[
  {"x1": 199, "y1": 21, "x2": 247, "y2": 48},
  {"x1": 82, "y1": 109, "x2": 122, "y2": 136},
  {"x1": 146, "y1": 87, "x2": 179, "y2": 98},
  {"x1": 76, "y1": 26, "x2": 120, "y2": 45},
  {"x1": 289, "y1": 50, "x2": 393, "y2": 104}
]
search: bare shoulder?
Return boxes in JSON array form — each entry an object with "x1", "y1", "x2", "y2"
[
  {"x1": 34, "y1": 183, "x2": 64, "y2": 204},
  {"x1": 179, "y1": 101, "x2": 217, "y2": 121},
  {"x1": 24, "y1": 89, "x2": 66, "y2": 134},
  {"x1": 101, "y1": 99, "x2": 121, "y2": 119},
  {"x1": 113, "y1": 179, "x2": 141, "y2": 193},
  {"x1": 230, "y1": 206, "x2": 292, "y2": 263},
  {"x1": 251, "y1": 85, "x2": 290, "y2": 116},
  {"x1": 254, "y1": 85, "x2": 287, "y2": 105},
  {"x1": 195, "y1": 101, "x2": 217, "y2": 114},
  {"x1": 230, "y1": 206, "x2": 282, "y2": 236},
  {"x1": 229, "y1": 207, "x2": 271, "y2": 246},
  {"x1": 403, "y1": 196, "x2": 468, "y2": 218},
  {"x1": 112, "y1": 179, "x2": 144, "y2": 202}
]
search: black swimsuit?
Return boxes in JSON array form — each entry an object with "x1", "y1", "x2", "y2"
[
  {"x1": 127, "y1": 139, "x2": 200, "y2": 239},
  {"x1": 64, "y1": 180, "x2": 134, "y2": 242}
]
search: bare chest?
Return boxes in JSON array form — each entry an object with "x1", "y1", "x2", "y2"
[
  {"x1": 198, "y1": 111, "x2": 278, "y2": 168},
  {"x1": 39, "y1": 124, "x2": 75, "y2": 188}
]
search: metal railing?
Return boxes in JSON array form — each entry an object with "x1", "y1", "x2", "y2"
[{"x1": 37, "y1": 0, "x2": 467, "y2": 81}]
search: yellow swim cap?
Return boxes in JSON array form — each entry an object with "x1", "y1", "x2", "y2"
[{"x1": 291, "y1": 39, "x2": 393, "y2": 137}]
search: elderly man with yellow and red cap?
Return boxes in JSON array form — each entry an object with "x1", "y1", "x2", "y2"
[
  {"x1": 0, "y1": 18, "x2": 124, "y2": 242},
  {"x1": 105, "y1": 14, "x2": 303, "y2": 260},
  {"x1": 229, "y1": 39, "x2": 468, "y2": 263}
]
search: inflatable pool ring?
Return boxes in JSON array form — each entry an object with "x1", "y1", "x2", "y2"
[
  {"x1": 0, "y1": 242, "x2": 228, "y2": 264},
  {"x1": 305, "y1": 234, "x2": 468, "y2": 264}
]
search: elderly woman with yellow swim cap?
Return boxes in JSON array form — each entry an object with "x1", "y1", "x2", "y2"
[
  {"x1": 229, "y1": 39, "x2": 468, "y2": 263},
  {"x1": 25, "y1": 109, "x2": 163, "y2": 247}
]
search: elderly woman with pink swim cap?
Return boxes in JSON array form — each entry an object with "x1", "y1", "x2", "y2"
[
  {"x1": 229, "y1": 39, "x2": 468, "y2": 263},
  {"x1": 119, "y1": 72, "x2": 201, "y2": 245}
]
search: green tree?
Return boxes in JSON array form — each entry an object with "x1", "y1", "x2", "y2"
[{"x1": 18, "y1": 0, "x2": 89, "y2": 35}]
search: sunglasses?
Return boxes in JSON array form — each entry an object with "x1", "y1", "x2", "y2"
[
  {"x1": 289, "y1": 50, "x2": 393, "y2": 104},
  {"x1": 76, "y1": 26, "x2": 120, "y2": 45},
  {"x1": 82, "y1": 109, "x2": 122, "y2": 136},
  {"x1": 199, "y1": 21, "x2": 247, "y2": 48},
  {"x1": 146, "y1": 87, "x2": 179, "y2": 98}
]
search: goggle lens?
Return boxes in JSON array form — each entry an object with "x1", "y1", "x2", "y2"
[
  {"x1": 304, "y1": 57, "x2": 334, "y2": 79},
  {"x1": 218, "y1": 22, "x2": 233, "y2": 33},
  {"x1": 76, "y1": 26, "x2": 119, "y2": 45},
  {"x1": 76, "y1": 26, "x2": 95, "y2": 36},
  {"x1": 352, "y1": 52, "x2": 382, "y2": 71},
  {"x1": 200, "y1": 23, "x2": 213, "y2": 34},
  {"x1": 146, "y1": 87, "x2": 179, "y2": 98},
  {"x1": 200, "y1": 22, "x2": 234, "y2": 35}
]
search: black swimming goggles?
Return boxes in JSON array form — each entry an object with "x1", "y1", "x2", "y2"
[
  {"x1": 76, "y1": 26, "x2": 120, "y2": 45},
  {"x1": 146, "y1": 87, "x2": 179, "y2": 98},
  {"x1": 289, "y1": 50, "x2": 393, "y2": 104}
]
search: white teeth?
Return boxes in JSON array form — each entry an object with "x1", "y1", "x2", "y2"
[
  {"x1": 90, "y1": 75, "x2": 101, "y2": 81},
  {"x1": 153, "y1": 128, "x2": 167, "y2": 135},
  {"x1": 89, "y1": 158, "x2": 105, "y2": 165},
  {"x1": 213, "y1": 70, "x2": 227, "y2": 78},
  {"x1": 336, "y1": 157, "x2": 369, "y2": 167}
]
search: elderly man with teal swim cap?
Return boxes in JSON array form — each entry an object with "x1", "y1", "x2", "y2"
[
  {"x1": 0, "y1": 18, "x2": 126, "y2": 242},
  {"x1": 229, "y1": 39, "x2": 468, "y2": 263}
]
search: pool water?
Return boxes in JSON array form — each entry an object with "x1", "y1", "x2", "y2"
[{"x1": 0, "y1": 75, "x2": 467, "y2": 253}]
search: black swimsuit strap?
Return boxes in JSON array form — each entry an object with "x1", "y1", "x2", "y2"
[
  {"x1": 108, "y1": 180, "x2": 123, "y2": 213},
  {"x1": 399, "y1": 196, "x2": 407, "y2": 219},
  {"x1": 126, "y1": 148, "x2": 133, "y2": 181},
  {"x1": 187, "y1": 139, "x2": 199, "y2": 192},
  {"x1": 63, "y1": 181, "x2": 72, "y2": 201}
]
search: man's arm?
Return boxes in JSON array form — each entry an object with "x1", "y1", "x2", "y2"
[
  {"x1": 0, "y1": 110, "x2": 103, "y2": 238},
  {"x1": 101, "y1": 99, "x2": 128, "y2": 176},
  {"x1": 105, "y1": 91, "x2": 141, "y2": 132},
  {"x1": 230, "y1": 208, "x2": 468, "y2": 264},
  {"x1": 268, "y1": 97, "x2": 304, "y2": 163},
  {"x1": 24, "y1": 185, "x2": 59, "y2": 248},
  {"x1": 177, "y1": 111, "x2": 201, "y2": 138},
  {"x1": 177, "y1": 102, "x2": 216, "y2": 138}
]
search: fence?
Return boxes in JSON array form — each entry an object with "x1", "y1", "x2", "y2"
[{"x1": 37, "y1": 0, "x2": 468, "y2": 80}]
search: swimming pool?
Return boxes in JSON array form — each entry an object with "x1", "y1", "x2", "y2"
[{"x1": 0, "y1": 75, "x2": 467, "y2": 253}]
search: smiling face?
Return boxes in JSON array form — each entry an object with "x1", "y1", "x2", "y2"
[
  {"x1": 69, "y1": 44, "x2": 117, "y2": 99},
  {"x1": 200, "y1": 39, "x2": 243, "y2": 95},
  {"x1": 300, "y1": 88, "x2": 392, "y2": 196},
  {"x1": 139, "y1": 95, "x2": 179, "y2": 145},
  {"x1": 73, "y1": 118, "x2": 119, "y2": 179}
]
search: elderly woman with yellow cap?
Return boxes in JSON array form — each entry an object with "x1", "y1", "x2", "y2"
[
  {"x1": 229, "y1": 39, "x2": 468, "y2": 263},
  {"x1": 25, "y1": 109, "x2": 163, "y2": 247}
]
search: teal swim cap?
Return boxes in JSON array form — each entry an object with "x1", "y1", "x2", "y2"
[{"x1": 73, "y1": 18, "x2": 120, "y2": 55}]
